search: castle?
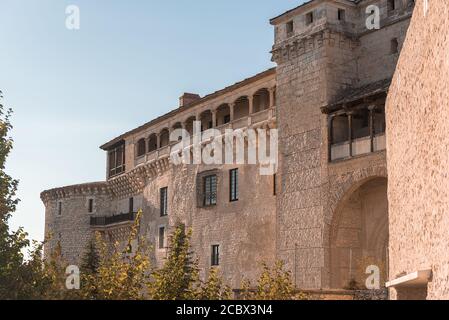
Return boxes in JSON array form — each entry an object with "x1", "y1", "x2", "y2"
[{"x1": 41, "y1": 0, "x2": 416, "y2": 299}]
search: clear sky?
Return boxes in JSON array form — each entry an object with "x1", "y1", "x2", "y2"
[{"x1": 0, "y1": 0, "x2": 303, "y2": 242}]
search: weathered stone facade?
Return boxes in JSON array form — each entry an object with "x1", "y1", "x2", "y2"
[
  {"x1": 41, "y1": 0, "x2": 415, "y2": 295},
  {"x1": 386, "y1": 0, "x2": 449, "y2": 300}
]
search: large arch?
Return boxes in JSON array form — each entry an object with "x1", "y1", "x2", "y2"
[{"x1": 328, "y1": 172, "x2": 388, "y2": 290}]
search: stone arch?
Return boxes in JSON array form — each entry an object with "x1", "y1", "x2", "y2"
[
  {"x1": 148, "y1": 133, "x2": 158, "y2": 153},
  {"x1": 200, "y1": 110, "x2": 213, "y2": 131},
  {"x1": 253, "y1": 88, "x2": 270, "y2": 113},
  {"x1": 234, "y1": 96, "x2": 249, "y2": 120},
  {"x1": 184, "y1": 116, "x2": 196, "y2": 136},
  {"x1": 159, "y1": 128, "x2": 170, "y2": 148},
  {"x1": 216, "y1": 104, "x2": 231, "y2": 126},
  {"x1": 136, "y1": 138, "x2": 146, "y2": 157},
  {"x1": 325, "y1": 167, "x2": 388, "y2": 290},
  {"x1": 172, "y1": 122, "x2": 183, "y2": 141}
]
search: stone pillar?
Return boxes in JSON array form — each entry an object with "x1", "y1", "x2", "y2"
[
  {"x1": 269, "y1": 87, "x2": 276, "y2": 108},
  {"x1": 230, "y1": 103, "x2": 235, "y2": 122},
  {"x1": 212, "y1": 109, "x2": 217, "y2": 128},
  {"x1": 157, "y1": 133, "x2": 161, "y2": 149},
  {"x1": 348, "y1": 111, "x2": 353, "y2": 157},
  {"x1": 328, "y1": 115, "x2": 334, "y2": 162},
  {"x1": 248, "y1": 95, "x2": 254, "y2": 115},
  {"x1": 168, "y1": 126, "x2": 173, "y2": 145},
  {"x1": 368, "y1": 105, "x2": 376, "y2": 153}
]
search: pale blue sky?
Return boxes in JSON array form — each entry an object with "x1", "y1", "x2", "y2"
[{"x1": 0, "y1": 0, "x2": 303, "y2": 242}]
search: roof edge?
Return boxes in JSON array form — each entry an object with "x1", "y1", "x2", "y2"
[{"x1": 100, "y1": 67, "x2": 276, "y2": 150}]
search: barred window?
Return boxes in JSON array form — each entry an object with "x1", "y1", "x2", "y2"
[
  {"x1": 160, "y1": 187, "x2": 168, "y2": 216},
  {"x1": 211, "y1": 245, "x2": 220, "y2": 266},
  {"x1": 88, "y1": 199, "x2": 94, "y2": 213},
  {"x1": 204, "y1": 175, "x2": 217, "y2": 206},
  {"x1": 229, "y1": 169, "x2": 238, "y2": 202}
]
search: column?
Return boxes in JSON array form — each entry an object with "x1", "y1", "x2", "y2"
[
  {"x1": 328, "y1": 115, "x2": 334, "y2": 162},
  {"x1": 230, "y1": 103, "x2": 235, "y2": 122},
  {"x1": 212, "y1": 109, "x2": 217, "y2": 128},
  {"x1": 268, "y1": 87, "x2": 276, "y2": 108},
  {"x1": 248, "y1": 96, "x2": 254, "y2": 126},
  {"x1": 248, "y1": 95, "x2": 254, "y2": 115},
  {"x1": 348, "y1": 111, "x2": 353, "y2": 157},
  {"x1": 157, "y1": 133, "x2": 161, "y2": 149},
  {"x1": 368, "y1": 105, "x2": 376, "y2": 153}
]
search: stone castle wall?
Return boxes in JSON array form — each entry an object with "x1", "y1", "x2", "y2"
[
  {"x1": 41, "y1": 0, "x2": 416, "y2": 295},
  {"x1": 42, "y1": 182, "x2": 112, "y2": 264},
  {"x1": 387, "y1": 0, "x2": 449, "y2": 300}
]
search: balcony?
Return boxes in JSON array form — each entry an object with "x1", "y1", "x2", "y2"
[
  {"x1": 133, "y1": 106, "x2": 276, "y2": 167},
  {"x1": 331, "y1": 134, "x2": 386, "y2": 161},
  {"x1": 90, "y1": 212, "x2": 136, "y2": 228}
]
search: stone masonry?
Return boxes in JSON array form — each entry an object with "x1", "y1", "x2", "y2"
[
  {"x1": 41, "y1": 0, "x2": 416, "y2": 296},
  {"x1": 386, "y1": 0, "x2": 449, "y2": 300}
]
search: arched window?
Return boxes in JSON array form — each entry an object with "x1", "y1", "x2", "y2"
[
  {"x1": 172, "y1": 122, "x2": 183, "y2": 141},
  {"x1": 185, "y1": 116, "x2": 196, "y2": 136},
  {"x1": 216, "y1": 104, "x2": 231, "y2": 126},
  {"x1": 148, "y1": 134, "x2": 158, "y2": 153},
  {"x1": 253, "y1": 89, "x2": 270, "y2": 113},
  {"x1": 233, "y1": 96, "x2": 249, "y2": 120},
  {"x1": 159, "y1": 129, "x2": 170, "y2": 148},
  {"x1": 200, "y1": 110, "x2": 213, "y2": 132},
  {"x1": 137, "y1": 138, "x2": 146, "y2": 157}
]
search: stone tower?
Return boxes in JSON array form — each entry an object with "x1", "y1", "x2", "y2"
[{"x1": 271, "y1": 0, "x2": 412, "y2": 289}]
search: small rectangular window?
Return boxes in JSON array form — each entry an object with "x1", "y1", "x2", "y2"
[
  {"x1": 229, "y1": 169, "x2": 239, "y2": 202},
  {"x1": 338, "y1": 9, "x2": 346, "y2": 21},
  {"x1": 306, "y1": 12, "x2": 314, "y2": 25},
  {"x1": 129, "y1": 197, "x2": 134, "y2": 214},
  {"x1": 388, "y1": 0, "x2": 396, "y2": 12},
  {"x1": 88, "y1": 199, "x2": 94, "y2": 213},
  {"x1": 286, "y1": 20, "x2": 294, "y2": 36},
  {"x1": 211, "y1": 245, "x2": 220, "y2": 266},
  {"x1": 160, "y1": 187, "x2": 168, "y2": 216},
  {"x1": 58, "y1": 202, "x2": 62, "y2": 216},
  {"x1": 159, "y1": 227, "x2": 165, "y2": 249},
  {"x1": 391, "y1": 38, "x2": 399, "y2": 54},
  {"x1": 204, "y1": 175, "x2": 217, "y2": 206},
  {"x1": 273, "y1": 174, "x2": 277, "y2": 196}
]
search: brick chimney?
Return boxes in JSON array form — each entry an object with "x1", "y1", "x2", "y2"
[{"x1": 179, "y1": 93, "x2": 201, "y2": 108}]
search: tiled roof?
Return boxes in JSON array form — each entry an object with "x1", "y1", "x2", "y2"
[{"x1": 325, "y1": 78, "x2": 391, "y2": 113}]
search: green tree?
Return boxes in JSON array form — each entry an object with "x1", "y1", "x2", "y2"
[
  {"x1": 196, "y1": 268, "x2": 232, "y2": 300},
  {"x1": 240, "y1": 261, "x2": 307, "y2": 301},
  {"x1": 81, "y1": 238, "x2": 100, "y2": 275},
  {"x1": 149, "y1": 223, "x2": 199, "y2": 300},
  {"x1": 0, "y1": 92, "x2": 32, "y2": 299},
  {"x1": 80, "y1": 210, "x2": 152, "y2": 300}
]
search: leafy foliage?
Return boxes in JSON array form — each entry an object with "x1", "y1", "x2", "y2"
[
  {"x1": 0, "y1": 93, "x2": 44, "y2": 299},
  {"x1": 196, "y1": 267, "x2": 232, "y2": 300},
  {"x1": 240, "y1": 261, "x2": 307, "y2": 300},
  {"x1": 79, "y1": 211, "x2": 152, "y2": 300},
  {"x1": 81, "y1": 238, "x2": 100, "y2": 276},
  {"x1": 149, "y1": 223, "x2": 199, "y2": 300},
  {"x1": 0, "y1": 94, "x2": 304, "y2": 300}
]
